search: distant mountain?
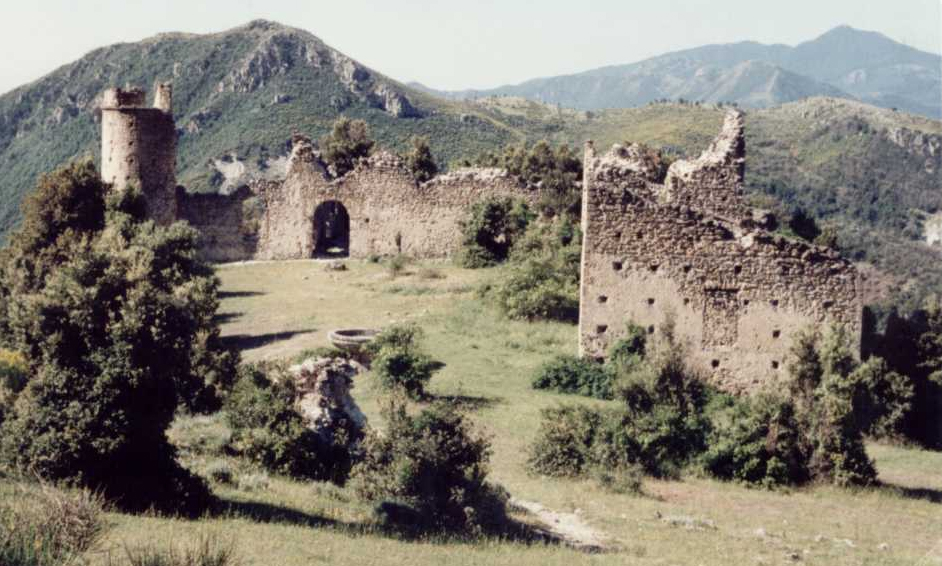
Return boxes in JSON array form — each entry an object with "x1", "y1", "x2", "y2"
[{"x1": 428, "y1": 26, "x2": 941, "y2": 118}]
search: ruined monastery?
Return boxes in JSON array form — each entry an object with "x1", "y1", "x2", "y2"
[{"x1": 100, "y1": 84, "x2": 861, "y2": 391}]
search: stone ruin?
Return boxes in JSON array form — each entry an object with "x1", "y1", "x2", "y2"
[
  {"x1": 579, "y1": 112, "x2": 861, "y2": 392},
  {"x1": 99, "y1": 86, "x2": 862, "y2": 392},
  {"x1": 99, "y1": 86, "x2": 539, "y2": 263}
]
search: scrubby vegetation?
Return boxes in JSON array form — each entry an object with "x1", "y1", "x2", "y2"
[
  {"x1": 351, "y1": 399, "x2": 509, "y2": 535},
  {"x1": 366, "y1": 324, "x2": 439, "y2": 399},
  {"x1": 468, "y1": 140, "x2": 583, "y2": 218},
  {"x1": 0, "y1": 160, "x2": 234, "y2": 515},
  {"x1": 404, "y1": 135, "x2": 439, "y2": 183},
  {"x1": 484, "y1": 221, "x2": 582, "y2": 322},
  {"x1": 456, "y1": 197, "x2": 534, "y2": 268},
  {"x1": 319, "y1": 116, "x2": 375, "y2": 177},
  {"x1": 528, "y1": 317, "x2": 912, "y2": 489},
  {"x1": 0, "y1": 482, "x2": 107, "y2": 566},
  {"x1": 225, "y1": 363, "x2": 359, "y2": 483}
]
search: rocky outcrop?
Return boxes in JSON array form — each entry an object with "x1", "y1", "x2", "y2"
[
  {"x1": 219, "y1": 20, "x2": 421, "y2": 118},
  {"x1": 289, "y1": 357, "x2": 367, "y2": 443}
]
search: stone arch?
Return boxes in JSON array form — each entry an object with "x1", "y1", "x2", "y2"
[{"x1": 312, "y1": 200, "x2": 351, "y2": 257}]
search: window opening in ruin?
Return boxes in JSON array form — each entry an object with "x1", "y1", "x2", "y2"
[
  {"x1": 636, "y1": 231, "x2": 644, "y2": 240},
  {"x1": 822, "y1": 300, "x2": 834, "y2": 308},
  {"x1": 612, "y1": 261, "x2": 623, "y2": 271},
  {"x1": 596, "y1": 325, "x2": 608, "y2": 334},
  {"x1": 733, "y1": 265, "x2": 742, "y2": 274},
  {"x1": 598, "y1": 295, "x2": 608, "y2": 304},
  {"x1": 772, "y1": 330, "x2": 781, "y2": 339},
  {"x1": 771, "y1": 299, "x2": 779, "y2": 308},
  {"x1": 313, "y1": 200, "x2": 351, "y2": 257},
  {"x1": 711, "y1": 359, "x2": 720, "y2": 368},
  {"x1": 683, "y1": 298, "x2": 690, "y2": 306},
  {"x1": 647, "y1": 298, "x2": 655, "y2": 306},
  {"x1": 649, "y1": 264, "x2": 659, "y2": 273},
  {"x1": 771, "y1": 361, "x2": 780, "y2": 369},
  {"x1": 647, "y1": 325, "x2": 655, "y2": 334},
  {"x1": 683, "y1": 265, "x2": 692, "y2": 273}
]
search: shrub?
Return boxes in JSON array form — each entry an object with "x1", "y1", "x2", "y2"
[
  {"x1": 0, "y1": 163, "x2": 227, "y2": 515},
  {"x1": 386, "y1": 254, "x2": 409, "y2": 278},
  {"x1": 590, "y1": 463, "x2": 644, "y2": 495},
  {"x1": 0, "y1": 482, "x2": 107, "y2": 566},
  {"x1": 404, "y1": 136, "x2": 439, "y2": 183},
  {"x1": 366, "y1": 324, "x2": 440, "y2": 399},
  {"x1": 608, "y1": 323, "x2": 647, "y2": 374},
  {"x1": 456, "y1": 197, "x2": 533, "y2": 268},
  {"x1": 701, "y1": 394, "x2": 809, "y2": 487},
  {"x1": 527, "y1": 405, "x2": 604, "y2": 477},
  {"x1": 0, "y1": 349, "x2": 27, "y2": 425},
  {"x1": 319, "y1": 117, "x2": 374, "y2": 178},
  {"x1": 119, "y1": 535, "x2": 239, "y2": 566},
  {"x1": 531, "y1": 355, "x2": 615, "y2": 400},
  {"x1": 786, "y1": 328, "x2": 877, "y2": 487},
  {"x1": 351, "y1": 400, "x2": 508, "y2": 535},
  {"x1": 490, "y1": 257, "x2": 578, "y2": 321},
  {"x1": 205, "y1": 461, "x2": 234, "y2": 485},
  {"x1": 225, "y1": 364, "x2": 356, "y2": 483}
]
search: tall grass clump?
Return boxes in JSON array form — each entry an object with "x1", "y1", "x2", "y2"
[{"x1": 0, "y1": 482, "x2": 107, "y2": 566}]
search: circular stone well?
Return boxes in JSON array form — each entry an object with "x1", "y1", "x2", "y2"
[{"x1": 328, "y1": 328, "x2": 379, "y2": 352}]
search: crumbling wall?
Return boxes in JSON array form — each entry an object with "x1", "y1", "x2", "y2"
[
  {"x1": 177, "y1": 186, "x2": 264, "y2": 262},
  {"x1": 254, "y1": 137, "x2": 539, "y2": 260},
  {"x1": 579, "y1": 111, "x2": 861, "y2": 393},
  {"x1": 100, "y1": 86, "x2": 177, "y2": 225}
]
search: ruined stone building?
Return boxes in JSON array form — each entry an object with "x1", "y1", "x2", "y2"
[
  {"x1": 100, "y1": 86, "x2": 538, "y2": 263},
  {"x1": 578, "y1": 112, "x2": 861, "y2": 391},
  {"x1": 100, "y1": 86, "x2": 861, "y2": 391}
]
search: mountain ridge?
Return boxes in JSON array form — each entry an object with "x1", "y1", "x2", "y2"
[{"x1": 422, "y1": 26, "x2": 941, "y2": 118}]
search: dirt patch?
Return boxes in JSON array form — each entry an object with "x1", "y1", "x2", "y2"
[{"x1": 511, "y1": 498, "x2": 612, "y2": 553}]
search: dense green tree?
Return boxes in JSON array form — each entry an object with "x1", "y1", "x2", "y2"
[
  {"x1": 319, "y1": 116, "x2": 375, "y2": 177},
  {"x1": 0, "y1": 161, "x2": 235, "y2": 515},
  {"x1": 404, "y1": 136, "x2": 439, "y2": 183},
  {"x1": 456, "y1": 197, "x2": 533, "y2": 268}
]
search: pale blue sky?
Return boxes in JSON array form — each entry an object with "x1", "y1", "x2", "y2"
[{"x1": 1, "y1": 0, "x2": 939, "y2": 95}]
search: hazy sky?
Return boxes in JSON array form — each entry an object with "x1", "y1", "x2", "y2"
[{"x1": 1, "y1": 0, "x2": 939, "y2": 95}]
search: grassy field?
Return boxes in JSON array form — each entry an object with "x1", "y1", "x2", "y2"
[{"x1": 21, "y1": 259, "x2": 942, "y2": 565}]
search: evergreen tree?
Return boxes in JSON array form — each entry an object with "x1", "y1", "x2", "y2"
[
  {"x1": 319, "y1": 117, "x2": 375, "y2": 177},
  {"x1": 405, "y1": 136, "x2": 439, "y2": 183}
]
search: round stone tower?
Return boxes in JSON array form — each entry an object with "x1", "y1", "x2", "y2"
[{"x1": 100, "y1": 84, "x2": 177, "y2": 225}]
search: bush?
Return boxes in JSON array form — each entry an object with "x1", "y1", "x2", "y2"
[
  {"x1": 0, "y1": 163, "x2": 228, "y2": 515},
  {"x1": 404, "y1": 136, "x2": 439, "y2": 183},
  {"x1": 386, "y1": 254, "x2": 409, "y2": 278},
  {"x1": 366, "y1": 324, "x2": 439, "y2": 399},
  {"x1": 0, "y1": 349, "x2": 27, "y2": 425},
  {"x1": 490, "y1": 257, "x2": 578, "y2": 321},
  {"x1": 205, "y1": 461, "x2": 234, "y2": 485},
  {"x1": 527, "y1": 405, "x2": 604, "y2": 477},
  {"x1": 530, "y1": 322, "x2": 709, "y2": 481},
  {"x1": 590, "y1": 463, "x2": 644, "y2": 495},
  {"x1": 0, "y1": 482, "x2": 107, "y2": 566},
  {"x1": 701, "y1": 394, "x2": 809, "y2": 487},
  {"x1": 225, "y1": 364, "x2": 357, "y2": 483},
  {"x1": 608, "y1": 323, "x2": 647, "y2": 374},
  {"x1": 351, "y1": 400, "x2": 508, "y2": 535},
  {"x1": 531, "y1": 355, "x2": 614, "y2": 400},
  {"x1": 319, "y1": 117, "x2": 374, "y2": 178},
  {"x1": 456, "y1": 197, "x2": 533, "y2": 268},
  {"x1": 786, "y1": 328, "x2": 877, "y2": 486}
]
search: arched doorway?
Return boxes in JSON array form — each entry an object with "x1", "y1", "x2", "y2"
[{"x1": 313, "y1": 200, "x2": 350, "y2": 257}]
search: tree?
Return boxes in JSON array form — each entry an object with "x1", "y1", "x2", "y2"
[
  {"x1": 0, "y1": 161, "x2": 234, "y2": 515},
  {"x1": 405, "y1": 136, "x2": 438, "y2": 183},
  {"x1": 319, "y1": 117, "x2": 375, "y2": 177},
  {"x1": 456, "y1": 197, "x2": 533, "y2": 268}
]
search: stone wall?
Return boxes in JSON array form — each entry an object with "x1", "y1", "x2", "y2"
[
  {"x1": 100, "y1": 86, "x2": 177, "y2": 225},
  {"x1": 579, "y1": 111, "x2": 861, "y2": 393},
  {"x1": 177, "y1": 186, "x2": 263, "y2": 262},
  {"x1": 252, "y1": 136, "x2": 539, "y2": 260}
]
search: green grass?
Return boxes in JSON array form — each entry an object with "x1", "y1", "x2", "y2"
[{"x1": 21, "y1": 258, "x2": 934, "y2": 566}]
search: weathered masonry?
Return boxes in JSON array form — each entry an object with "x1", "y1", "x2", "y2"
[
  {"x1": 578, "y1": 112, "x2": 861, "y2": 392},
  {"x1": 99, "y1": 87, "x2": 862, "y2": 391},
  {"x1": 100, "y1": 86, "x2": 539, "y2": 262}
]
